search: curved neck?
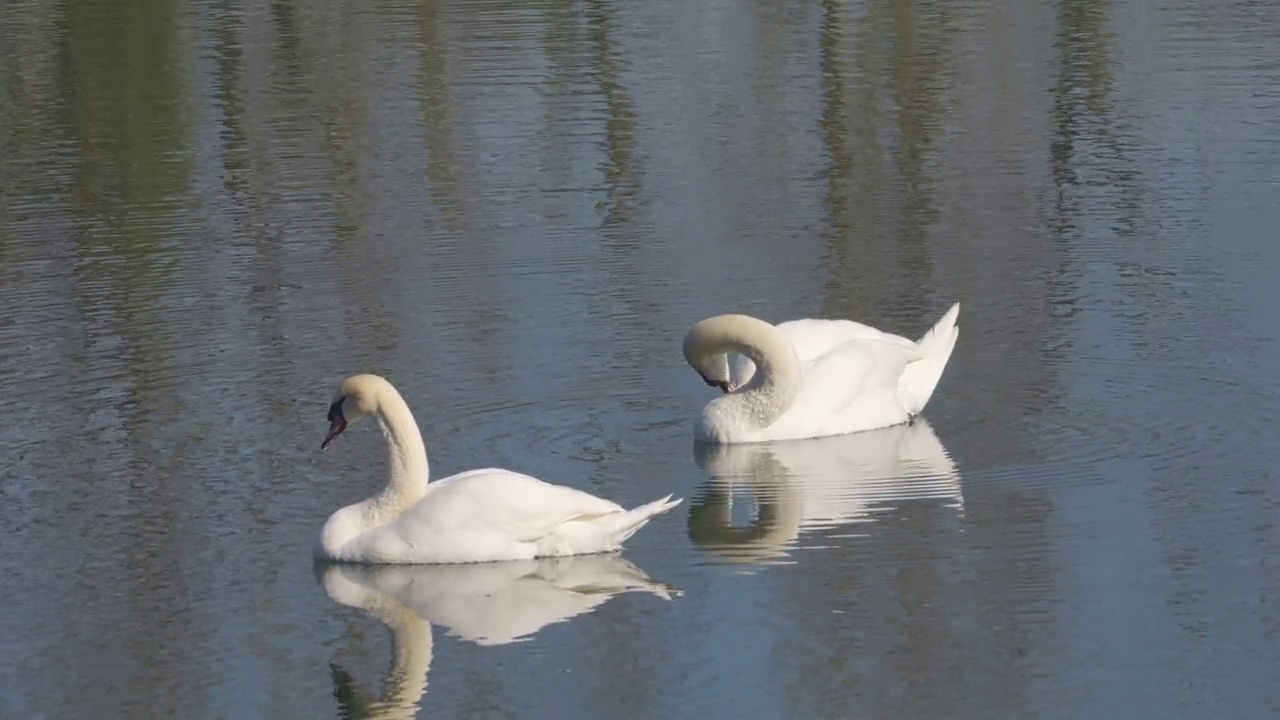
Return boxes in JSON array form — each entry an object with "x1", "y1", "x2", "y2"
[
  {"x1": 702, "y1": 316, "x2": 801, "y2": 428},
  {"x1": 373, "y1": 387, "x2": 430, "y2": 510}
]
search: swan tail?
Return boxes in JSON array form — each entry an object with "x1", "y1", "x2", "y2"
[
  {"x1": 602, "y1": 494, "x2": 684, "y2": 548},
  {"x1": 898, "y1": 302, "x2": 960, "y2": 415}
]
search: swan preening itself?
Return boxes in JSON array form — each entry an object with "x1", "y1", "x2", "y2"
[
  {"x1": 321, "y1": 554, "x2": 676, "y2": 718},
  {"x1": 317, "y1": 374, "x2": 682, "y2": 564},
  {"x1": 683, "y1": 303, "x2": 960, "y2": 443}
]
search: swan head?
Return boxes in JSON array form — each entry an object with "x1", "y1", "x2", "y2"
[
  {"x1": 321, "y1": 374, "x2": 390, "y2": 450},
  {"x1": 683, "y1": 314, "x2": 774, "y2": 394},
  {"x1": 683, "y1": 324, "x2": 732, "y2": 394},
  {"x1": 700, "y1": 359, "x2": 734, "y2": 394}
]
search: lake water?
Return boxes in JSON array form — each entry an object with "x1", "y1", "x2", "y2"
[{"x1": 2, "y1": 0, "x2": 1279, "y2": 717}]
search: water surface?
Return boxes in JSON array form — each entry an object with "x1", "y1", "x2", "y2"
[{"x1": 2, "y1": 0, "x2": 1279, "y2": 717}]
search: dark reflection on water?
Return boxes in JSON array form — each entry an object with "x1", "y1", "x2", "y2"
[{"x1": 2, "y1": 0, "x2": 1279, "y2": 717}]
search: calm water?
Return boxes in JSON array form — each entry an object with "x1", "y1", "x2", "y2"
[{"x1": 2, "y1": 0, "x2": 1279, "y2": 717}]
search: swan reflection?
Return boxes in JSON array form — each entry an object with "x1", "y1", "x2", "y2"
[
  {"x1": 688, "y1": 419, "x2": 964, "y2": 564},
  {"x1": 319, "y1": 554, "x2": 678, "y2": 719}
]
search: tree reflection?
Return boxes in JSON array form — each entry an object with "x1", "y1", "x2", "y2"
[{"x1": 54, "y1": 0, "x2": 201, "y2": 715}]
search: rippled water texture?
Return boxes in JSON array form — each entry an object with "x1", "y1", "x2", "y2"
[{"x1": 2, "y1": 0, "x2": 1279, "y2": 717}]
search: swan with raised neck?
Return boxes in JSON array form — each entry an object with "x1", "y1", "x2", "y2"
[
  {"x1": 319, "y1": 374, "x2": 429, "y2": 556},
  {"x1": 316, "y1": 373, "x2": 683, "y2": 564}
]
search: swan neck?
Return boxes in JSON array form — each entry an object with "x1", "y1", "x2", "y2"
[
  {"x1": 722, "y1": 320, "x2": 800, "y2": 424},
  {"x1": 375, "y1": 387, "x2": 429, "y2": 507}
]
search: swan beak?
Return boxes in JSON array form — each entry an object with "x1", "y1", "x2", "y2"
[
  {"x1": 699, "y1": 373, "x2": 732, "y2": 394},
  {"x1": 321, "y1": 417, "x2": 347, "y2": 450}
]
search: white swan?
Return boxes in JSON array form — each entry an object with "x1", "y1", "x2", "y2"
[
  {"x1": 317, "y1": 374, "x2": 682, "y2": 564},
  {"x1": 682, "y1": 303, "x2": 960, "y2": 443},
  {"x1": 688, "y1": 419, "x2": 964, "y2": 564},
  {"x1": 320, "y1": 555, "x2": 676, "y2": 718}
]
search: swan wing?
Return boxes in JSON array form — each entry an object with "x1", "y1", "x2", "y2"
[
  {"x1": 403, "y1": 469, "x2": 625, "y2": 543},
  {"x1": 791, "y1": 337, "x2": 923, "y2": 418},
  {"x1": 729, "y1": 318, "x2": 916, "y2": 387}
]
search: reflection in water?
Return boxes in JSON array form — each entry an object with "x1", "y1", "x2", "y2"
[
  {"x1": 324, "y1": 565, "x2": 432, "y2": 720},
  {"x1": 817, "y1": 0, "x2": 956, "y2": 319},
  {"x1": 318, "y1": 554, "x2": 678, "y2": 718},
  {"x1": 688, "y1": 420, "x2": 963, "y2": 564}
]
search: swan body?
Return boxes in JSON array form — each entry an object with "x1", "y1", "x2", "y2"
[
  {"x1": 317, "y1": 374, "x2": 681, "y2": 564},
  {"x1": 684, "y1": 303, "x2": 960, "y2": 443}
]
